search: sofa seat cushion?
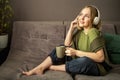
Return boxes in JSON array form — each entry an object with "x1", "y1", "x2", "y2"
[
  {"x1": 103, "y1": 33, "x2": 120, "y2": 64},
  {"x1": 0, "y1": 49, "x2": 30, "y2": 80},
  {"x1": 75, "y1": 73, "x2": 120, "y2": 80},
  {"x1": 17, "y1": 70, "x2": 73, "y2": 80},
  {"x1": 75, "y1": 64, "x2": 120, "y2": 80}
]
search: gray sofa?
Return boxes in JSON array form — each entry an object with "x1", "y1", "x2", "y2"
[{"x1": 0, "y1": 21, "x2": 120, "y2": 80}]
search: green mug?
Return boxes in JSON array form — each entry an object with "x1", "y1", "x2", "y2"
[{"x1": 56, "y1": 46, "x2": 65, "y2": 58}]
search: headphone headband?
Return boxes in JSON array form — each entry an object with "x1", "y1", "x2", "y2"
[{"x1": 90, "y1": 5, "x2": 100, "y2": 25}]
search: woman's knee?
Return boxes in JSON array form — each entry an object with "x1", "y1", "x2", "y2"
[
  {"x1": 76, "y1": 57, "x2": 93, "y2": 64},
  {"x1": 65, "y1": 57, "x2": 92, "y2": 72}
]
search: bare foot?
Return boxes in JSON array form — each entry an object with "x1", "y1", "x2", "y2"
[
  {"x1": 22, "y1": 71, "x2": 33, "y2": 76},
  {"x1": 22, "y1": 67, "x2": 44, "y2": 76}
]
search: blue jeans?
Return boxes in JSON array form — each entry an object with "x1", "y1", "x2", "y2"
[{"x1": 49, "y1": 48, "x2": 100, "y2": 76}]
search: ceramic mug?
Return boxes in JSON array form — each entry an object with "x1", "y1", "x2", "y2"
[{"x1": 56, "y1": 46, "x2": 65, "y2": 58}]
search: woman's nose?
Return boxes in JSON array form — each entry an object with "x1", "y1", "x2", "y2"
[{"x1": 81, "y1": 16, "x2": 84, "y2": 20}]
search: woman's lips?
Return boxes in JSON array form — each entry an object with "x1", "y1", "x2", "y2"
[{"x1": 80, "y1": 21, "x2": 84, "y2": 24}]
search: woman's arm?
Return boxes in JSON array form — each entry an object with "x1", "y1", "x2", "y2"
[
  {"x1": 64, "y1": 25, "x2": 75, "y2": 46},
  {"x1": 64, "y1": 19, "x2": 79, "y2": 46},
  {"x1": 66, "y1": 48, "x2": 105, "y2": 63},
  {"x1": 76, "y1": 49, "x2": 105, "y2": 62}
]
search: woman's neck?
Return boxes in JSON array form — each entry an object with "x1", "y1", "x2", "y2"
[{"x1": 83, "y1": 26, "x2": 92, "y2": 35}]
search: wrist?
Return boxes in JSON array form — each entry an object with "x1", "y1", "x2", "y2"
[
  {"x1": 69, "y1": 26, "x2": 75, "y2": 33},
  {"x1": 70, "y1": 26, "x2": 75, "y2": 31},
  {"x1": 74, "y1": 50, "x2": 78, "y2": 56},
  {"x1": 74, "y1": 50, "x2": 81, "y2": 57}
]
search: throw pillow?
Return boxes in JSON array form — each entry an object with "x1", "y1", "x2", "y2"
[{"x1": 103, "y1": 33, "x2": 120, "y2": 64}]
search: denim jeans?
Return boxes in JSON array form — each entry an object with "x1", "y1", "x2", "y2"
[{"x1": 49, "y1": 48, "x2": 100, "y2": 76}]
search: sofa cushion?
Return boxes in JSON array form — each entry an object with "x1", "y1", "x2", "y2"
[
  {"x1": 103, "y1": 33, "x2": 120, "y2": 64},
  {"x1": 0, "y1": 49, "x2": 29, "y2": 80},
  {"x1": 101, "y1": 24, "x2": 116, "y2": 34},
  {"x1": 75, "y1": 64, "x2": 120, "y2": 80},
  {"x1": 115, "y1": 23, "x2": 120, "y2": 34},
  {"x1": 10, "y1": 21, "x2": 66, "y2": 64},
  {"x1": 11, "y1": 21, "x2": 65, "y2": 53},
  {"x1": 75, "y1": 73, "x2": 120, "y2": 80}
]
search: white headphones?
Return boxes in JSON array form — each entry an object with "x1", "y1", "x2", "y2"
[{"x1": 91, "y1": 5, "x2": 101, "y2": 25}]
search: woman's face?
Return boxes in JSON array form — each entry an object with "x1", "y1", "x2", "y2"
[{"x1": 77, "y1": 7, "x2": 92, "y2": 28}]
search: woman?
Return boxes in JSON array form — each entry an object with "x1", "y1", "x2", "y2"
[{"x1": 22, "y1": 5, "x2": 111, "y2": 76}]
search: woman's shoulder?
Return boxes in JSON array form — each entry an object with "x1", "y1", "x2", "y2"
[
  {"x1": 88, "y1": 28, "x2": 99, "y2": 34},
  {"x1": 88, "y1": 28, "x2": 100, "y2": 36},
  {"x1": 88, "y1": 28, "x2": 100, "y2": 43}
]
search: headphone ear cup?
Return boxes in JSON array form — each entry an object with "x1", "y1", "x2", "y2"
[
  {"x1": 93, "y1": 16, "x2": 99, "y2": 25},
  {"x1": 91, "y1": 5, "x2": 100, "y2": 25}
]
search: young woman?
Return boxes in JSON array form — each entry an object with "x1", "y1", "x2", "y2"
[{"x1": 22, "y1": 5, "x2": 111, "y2": 76}]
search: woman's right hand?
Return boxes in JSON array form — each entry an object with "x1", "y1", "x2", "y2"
[{"x1": 70, "y1": 16, "x2": 79, "y2": 29}]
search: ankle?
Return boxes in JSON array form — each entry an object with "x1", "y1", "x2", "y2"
[
  {"x1": 49, "y1": 65, "x2": 56, "y2": 71},
  {"x1": 35, "y1": 67, "x2": 44, "y2": 74}
]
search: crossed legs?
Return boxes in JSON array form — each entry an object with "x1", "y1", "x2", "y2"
[{"x1": 22, "y1": 56, "x2": 66, "y2": 76}]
